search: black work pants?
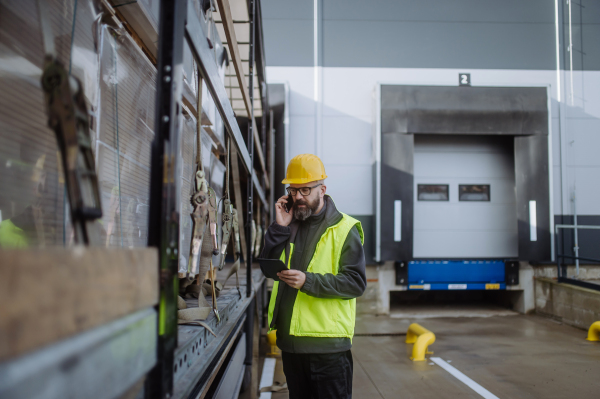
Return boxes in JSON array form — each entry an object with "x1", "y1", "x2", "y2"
[{"x1": 281, "y1": 350, "x2": 353, "y2": 399}]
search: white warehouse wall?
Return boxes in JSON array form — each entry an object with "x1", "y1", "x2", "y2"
[{"x1": 268, "y1": 66, "x2": 600, "y2": 221}]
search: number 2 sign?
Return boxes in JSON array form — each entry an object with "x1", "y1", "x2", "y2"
[{"x1": 459, "y1": 73, "x2": 471, "y2": 86}]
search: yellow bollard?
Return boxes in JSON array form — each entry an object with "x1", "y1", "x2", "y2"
[
  {"x1": 406, "y1": 323, "x2": 436, "y2": 361},
  {"x1": 267, "y1": 330, "x2": 280, "y2": 356},
  {"x1": 587, "y1": 321, "x2": 600, "y2": 342}
]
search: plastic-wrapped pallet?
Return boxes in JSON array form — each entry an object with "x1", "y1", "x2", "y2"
[
  {"x1": 96, "y1": 25, "x2": 156, "y2": 248},
  {"x1": 0, "y1": 0, "x2": 100, "y2": 248},
  {"x1": 0, "y1": 0, "x2": 223, "y2": 253}
]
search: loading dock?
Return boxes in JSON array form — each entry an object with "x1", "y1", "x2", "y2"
[
  {"x1": 376, "y1": 84, "x2": 551, "y2": 304},
  {"x1": 413, "y1": 135, "x2": 518, "y2": 259}
]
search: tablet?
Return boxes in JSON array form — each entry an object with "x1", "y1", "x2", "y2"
[{"x1": 257, "y1": 258, "x2": 288, "y2": 281}]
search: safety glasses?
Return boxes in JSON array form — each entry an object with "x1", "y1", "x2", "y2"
[{"x1": 286, "y1": 183, "x2": 322, "y2": 197}]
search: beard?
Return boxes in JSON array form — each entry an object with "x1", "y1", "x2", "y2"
[{"x1": 292, "y1": 195, "x2": 320, "y2": 221}]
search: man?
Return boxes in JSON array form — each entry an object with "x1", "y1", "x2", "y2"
[{"x1": 260, "y1": 153, "x2": 366, "y2": 399}]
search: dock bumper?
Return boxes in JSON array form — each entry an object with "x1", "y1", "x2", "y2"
[
  {"x1": 405, "y1": 323, "x2": 436, "y2": 361},
  {"x1": 587, "y1": 321, "x2": 600, "y2": 342}
]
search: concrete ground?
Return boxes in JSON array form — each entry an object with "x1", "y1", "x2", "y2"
[
  {"x1": 388, "y1": 303, "x2": 518, "y2": 319},
  {"x1": 258, "y1": 311, "x2": 600, "y2": 398}
]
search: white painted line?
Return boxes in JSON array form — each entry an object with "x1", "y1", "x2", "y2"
[
  {"x1": 258, "y1": 357, "x2": 277, "y2": 399},
  {"x1": 431, "y1": 357, "x2": 499, "y2": 399}
]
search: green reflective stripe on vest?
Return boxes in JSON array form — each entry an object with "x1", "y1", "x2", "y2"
[{"x1": 267, "y1": 213, "x2": 363, "y2": 339}]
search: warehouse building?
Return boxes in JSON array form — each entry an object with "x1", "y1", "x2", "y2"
[
  {"x1": 0, "y1": 0, "x2": 599, "y2": 398},
  {"x1": 264, "y1": 0, "x2": 600, "y2": 311}
]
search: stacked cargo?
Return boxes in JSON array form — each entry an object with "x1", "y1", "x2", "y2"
[{"x1": 0, "y1": 0, "x2": 225, "y2": 259}]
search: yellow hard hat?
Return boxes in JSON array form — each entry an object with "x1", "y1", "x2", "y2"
[{"x1": 282, "y1": 154, "x2": 327, "y2": 184}]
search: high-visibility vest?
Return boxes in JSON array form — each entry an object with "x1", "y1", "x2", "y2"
[
  {"x1": 267, "y1": 213, "x2": 364, "y2": 338},
  {"x1": 0, "y1": 219, "x2": 29, "y2": 248}
]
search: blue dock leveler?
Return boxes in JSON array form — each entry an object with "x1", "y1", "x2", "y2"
[{"x1": 396, "y1": 260, "x2": 519, "y2": 290}]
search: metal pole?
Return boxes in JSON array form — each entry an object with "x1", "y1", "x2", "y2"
[
  {"x1": 555, "y1": 226, "x2": 561, "y2": 279},
  {"x1": 568, "y1": 0, "x2": 574, "y2": 105},
  {"x1": 261, "y1": 82, "x2": 268, "y2": 188},
  {"x1": 243, "y1": 0, "x2": 257, "y2": 389},
  {"x1": 269, "y1": 109, "x2": 275, "y2": 223},
  {"x1": 261, "y1": 83, "x2": 267, "y2": 228},
  {"x1": 573, "y1": 190, "x2": 579, "y2": 277},
  {"x1": 146, "y1": 0, "x2": 186, "y2": 397},
  {"x1": 243, "y1": 297, "x2": 256, "y2": 390},
  {"x1": 246, "y1": 0, "x2": 255, "y2": 299}
]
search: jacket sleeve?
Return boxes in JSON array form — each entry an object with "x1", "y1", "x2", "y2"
[
  {"x1": 259, "y1": 222, "x2": 290, "y2": 261},
  {"x1": 300, "y1": 226, "x2": 366, "y2": 300}
]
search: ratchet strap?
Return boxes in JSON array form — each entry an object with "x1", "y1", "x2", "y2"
[
  {"x1": 228, "y1": 208, "x2": 242, "y2": 296},
  {"x1": 185, "y1": 170, "x2": 209, "y2": 280},
  {"x1": 255, "y1": 224, "x2": 262, "y2": 256},
  {"x1": 217, "y1": 137, "x2": 242, "y2": 296},
  {"x1": 218, "y1": 137, "x2": 233, "y2": 270},
  {"x1": 250, "y1": 219, "x2": 257, "y2": 258},
  {"x1": 209, "y1": 260, "x2": 220, "y2": 322},
  {"x1": 207, "y1": 187, "x2": 219, "y2": 256},
  {"x1": 190, "y1": 221, "x2": 218, "y2": 321},
  {"x1": 182, "y1": 69, "x2": 210, "y2": 280},
  {"x1": 199, "y1": 67, "x2": 219, "y2": 258},
  {"x1": 218, "y1": 198, "x2": 233, "y2": 271},
  {"x1": 260, "y1": 383, "x2": 288, "y2": 394},
  {"x1": 37, "y1": 0, "x2": 101, "y2": 245},
  {"x1": 184, "y1": 68, "x2": 219, "y2": 280},
  {"x1": 176, "y1": 68, "x2": 221, "y2": 325},
  {"x1": 176, "y1": 292, "x2": 215, "y2": 336},
  {"x1": 177, "y1": 266, "x2": 215, "y2": 323},
  {"x1": 254, "y1": 206, "x2": 262, "y2": 256},
  {"x1": 219, "y1": 139, "x2": 242, "y2": 297}
]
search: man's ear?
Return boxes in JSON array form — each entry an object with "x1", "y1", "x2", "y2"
[{"x1": 321, "y1": 184, "x2": 327, "y2": 197}]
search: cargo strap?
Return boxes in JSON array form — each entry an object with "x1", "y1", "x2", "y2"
[
  {"x1": 199, "y1": 67, "x2": 219, "y2": 258},
  {"x1": 184, "y1": 69, "x2": 219, "y2": 282},
  {"x1": 37, "y1": 0, "x2": 102, "y2": 245},
  {"x1": 218, "y1": 137, "x2": 233, "y2": 271},
  {"x1": 230, "y1": 146, "x2": 247, "y2": 260},
  {"x1": 176, "y1": 69, "x2": 221, "y2": 325},
  {"x1": 217, "y1": 137, "x2": 242, "y2": 295},
  {"x1": 182, "y1": 70, "x2": 208, "y2": 280},
  {"x1": 209, "y1": 260, "x2": 220, "y2": 322},
  {"x1": 228, "y1": 208, "x2": 242, "y2": 296},
  {"x1": 254, "y1": 206, "x2": 262, "y2": 256},
  {"x1": 177, "y1": 273, "x2": 218, "y2": 324},
  {"x1": 250, "y1": 220, "x2": 256, "y2": 259},
  {"x1": 176, "y1": 292, "x2": 215, "y2": 336},
  {"x1": 218, "y1": 199, "x2": 233, "y2": 271},
  {"x1": 260, "y1": 383, "x2": 288, "y2": 393},
  {"x1": 185, "y1": 170, "x2": 209, "y2": 280}
]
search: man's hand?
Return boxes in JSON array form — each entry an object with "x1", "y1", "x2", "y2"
[
  {"x1": 277, "y1": 269, "x2": 306, "y2": 290},
  {"x1": 275, "y1": 194, "x2": 293, "y2": 226}
]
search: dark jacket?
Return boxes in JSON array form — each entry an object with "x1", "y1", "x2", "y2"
[{"x1": 260, "y1": 195, "x2": 366, "y2": 354}]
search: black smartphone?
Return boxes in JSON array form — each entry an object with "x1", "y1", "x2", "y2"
[
  {"x1": 257, "y1": 258, "x2": 288, "y2": 281},
  {"x1": 285, "y1": 194, "x2": 294, "y2": 213}
]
